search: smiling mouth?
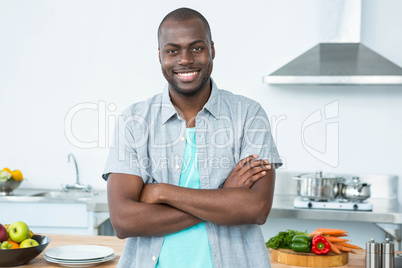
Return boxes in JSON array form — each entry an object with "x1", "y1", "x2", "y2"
[{"x1": 175, "y1": 71, "x2": 199, "y2": 81}]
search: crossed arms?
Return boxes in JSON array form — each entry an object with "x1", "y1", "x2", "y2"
[{"x1": 107, "y1": 155, "x2": 275, "y2": 239}]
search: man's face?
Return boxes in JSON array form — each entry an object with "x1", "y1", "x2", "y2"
[{"x1": 158, "y1": 18, "x2": 215, "y2": 97}]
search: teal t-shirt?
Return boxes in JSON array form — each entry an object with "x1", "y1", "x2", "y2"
[{"x1": 156, "y1": 128, "x2": 213, "y2": 268}]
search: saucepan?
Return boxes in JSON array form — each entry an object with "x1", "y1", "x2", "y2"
[
  {"x1": 292, "y1": 171, "x2": 345, "y2": 201},
  {"x1": 340, "y1": 177, "x2": 371, "y2": 201}
]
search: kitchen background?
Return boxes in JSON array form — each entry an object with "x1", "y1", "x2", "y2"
[{"x1": 1, "y1": 0, "x2": 401, "y2": 247}]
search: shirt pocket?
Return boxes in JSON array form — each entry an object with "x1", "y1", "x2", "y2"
[
  {"x1": 144, "y1": 156, "x2": 170, "y2": 184},
  {"x1": 208, "y1": 146, "x2": 236, "y2": 189}
]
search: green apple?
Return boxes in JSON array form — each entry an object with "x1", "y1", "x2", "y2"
[
  {"x1": 19, "y1": 238, "x2": 39, "y2": 248},
  {"x1": 8, "y1": 221, "x2": 30, "y2": 243}
]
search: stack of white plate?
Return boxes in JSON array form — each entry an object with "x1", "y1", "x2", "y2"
[{"x1": 44, "y1": 245, "x2": 116, "y2": 267}]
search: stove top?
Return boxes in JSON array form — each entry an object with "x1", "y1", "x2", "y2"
[{"x1": 293, "y1": 197, "x2": 373, "y2": 211}]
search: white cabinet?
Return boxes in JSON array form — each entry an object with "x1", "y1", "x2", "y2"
[{"x1": 2, "y1": 201, "x2": 93, "y2": 235}]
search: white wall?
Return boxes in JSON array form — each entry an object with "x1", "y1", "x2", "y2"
[{"x1": 1, "y1": 0, "x2": 401, "y2": 243}]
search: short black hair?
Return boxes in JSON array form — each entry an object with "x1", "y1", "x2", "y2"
[{"x1": 158, "y1": 8, "x2": 212, "y2": 44}]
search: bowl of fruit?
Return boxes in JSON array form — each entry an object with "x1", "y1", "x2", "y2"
[
  {"x1": 0, "y1": 168, "x2": 24, "y2": 196},
  {"x1": 0, "y1": 222, "x2": 51, "y2": 267}
]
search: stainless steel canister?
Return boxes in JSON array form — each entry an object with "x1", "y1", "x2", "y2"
[
  {"x1": 381, "y1": 238, "x2": 395, "y2": 268},
  {"x1": 366, "y1": 238, "x2": 380, "y2": 268}
]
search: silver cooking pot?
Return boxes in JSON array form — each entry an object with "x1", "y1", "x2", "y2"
[
  {"x1": 340, "y1": 177, "x2": 371, "y2": 201},
  {"x1": 292, "y1": 171, "x2": 345, "y2": 201}
]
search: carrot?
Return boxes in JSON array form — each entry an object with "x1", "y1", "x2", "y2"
[
  {"x1": 315, "y1": 228, "x2": 348, "y2": 236},
  {"x1": 326, "y1": 233, "x2": 348, "y2": 237},
  {"x1": 328, "y1": 241, "x2": 341, "y2": 254},
  {"x1": 337, "y1": 242, "x2": 362, "y2": 249},
  {"x1": 310, "y1": 230, "x2": 323, "y2": 237},
  {"x1": 323, "y1": 236, "x2": 349, "y2": 243},
  {"x1": 333, "y1": 243, "x2": 352, "y2": 252}
]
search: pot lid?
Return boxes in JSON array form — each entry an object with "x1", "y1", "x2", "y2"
[{"x1": 343, "y1": 177, "x2": 370, "y2": 186}]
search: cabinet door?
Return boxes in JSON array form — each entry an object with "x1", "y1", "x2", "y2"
[{"x1": 2, "y1": 202, "x2": 90, "y2": 234}]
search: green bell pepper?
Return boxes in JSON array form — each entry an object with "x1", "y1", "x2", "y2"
[{"x1": 291, "y1": 235, "x2": 312, "y2": 253}]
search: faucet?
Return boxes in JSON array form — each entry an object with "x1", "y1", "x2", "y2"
[{"x1": 63, "y1": 153, "x2": 92, "y2": 192}]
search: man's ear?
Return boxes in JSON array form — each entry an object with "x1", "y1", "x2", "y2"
[
  {"x1": 158, "y1": 48, "x2": 161, "y2": 63},
  {"x1": 211, "y1": 41, "x2": 215, "y2": 60}
]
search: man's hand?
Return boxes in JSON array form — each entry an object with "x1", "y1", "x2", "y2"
[{"x1": 223, "y1": 154, "x2": 271, "y2": 189}]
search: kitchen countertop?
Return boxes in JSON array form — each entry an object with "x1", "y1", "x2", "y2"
[
  {"x1": 21, "y1": 234, "x2": 370, "y2": 268},
  {"x1": 86, "y1": 192, "x2": 402, "y2": 250},
  {"x1": 19, "y1": 234, "x2": 121, "y2": 267},
  {"x1": 5, "y1": 190, "x2": 402, "y2": 225},
  {"x1": 270, "y1": 195, "x2": 402, "y2": 224},
  {"x1": 87, "y1": 193, "x2": 402, "y2": 224},
  {"x1": 87, "y1": 171, "x2": 402, "y2": 224},
  {"x1": 6, "y1": 173, "x2": 401, "y2": 226}
]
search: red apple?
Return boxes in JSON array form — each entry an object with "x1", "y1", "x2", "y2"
[{"x1": 0, "y1": 224, "x2": 8, "y2": 242}]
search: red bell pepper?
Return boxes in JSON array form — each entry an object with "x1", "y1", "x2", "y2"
[{"x1": 312, "y1": 235, "x2": 331, "y2": 255}]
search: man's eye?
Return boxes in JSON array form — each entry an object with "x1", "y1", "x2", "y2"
[
  {"x1": 193, "y1": 47, "x2": 203, "y2": 52},
  {"x1": 166, "y1": 49, "x2": 177, "y2": 54}
]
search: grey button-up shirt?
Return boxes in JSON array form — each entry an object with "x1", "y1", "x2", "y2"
[{"x1": 103, "y1": 80, "x2": 282, "y2": 268}]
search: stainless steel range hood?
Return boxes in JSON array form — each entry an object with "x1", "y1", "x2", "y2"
[{"x1": 264, "y1": 0, "x2": 402, "y2": 85}]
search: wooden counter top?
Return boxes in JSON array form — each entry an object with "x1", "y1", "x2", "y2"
[
  {"x1": 268, "y1": 249, "x2": 366, "y2": 268},
  {"x1": 20, "y1": 234, "x2": 123, "y2": 267},
  {"x1": 21, "y1": 234, "x2": 369, "y2": 267}
]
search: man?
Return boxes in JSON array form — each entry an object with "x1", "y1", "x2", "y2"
[{"x1": 103, "y1": 7, "x2": 282, "y2": 268}]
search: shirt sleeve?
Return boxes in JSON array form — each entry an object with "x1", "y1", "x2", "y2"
[
  {"x1": 102, "y1": 110, "x2": 145, "y2": 182},
  {"x1": 240, "y1": 103, "x2": 282, "y2": 169}
]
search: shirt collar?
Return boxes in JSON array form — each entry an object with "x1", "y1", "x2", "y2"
[
  {"x1": 161, "y1": 78, "x2": 221, "y2": 124},
  {"x1": 203, "y1": 79, "x2": 220, "y2": 119},
  {"x1": 161, "y1": 84, "x2": 177, "y2": 124}
]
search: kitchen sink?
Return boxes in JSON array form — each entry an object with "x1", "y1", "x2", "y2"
[
  {"x1": 32, "y1": 190, "x2": 101, "y2": 199},
  {"x1": 0, "y1": 189, "x2": 105, "y2": 203}
]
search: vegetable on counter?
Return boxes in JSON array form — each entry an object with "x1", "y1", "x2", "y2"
[
  {"x1": 336, "y1": 242, "x2": 362, "y2": 249},
  {"x1": 323, "y1": 236, "x2": 349, "y2": 243},
  {"x1": 310, "y1": 228, "x2": 362, "y2": 254},
  {"x1": 312, "y1": 235, "x2": 331, "y2": 255},
  {"x1": 266, "y1": 227, "x2": 362, "y2": 255},
  {"x1": 290, "y1": 235, "x2": 312, "y2": 253},
  {"x1": 332, "y1": 243, "x2": 353, "y2": 252},
  {"x1": 312, "y1": 228, "x2": 347, "y2": 236},
  {"x1": 329, "y1": 241, "x2": 341, "y2": 254},
  {"x1": 266, "y1": 229, "x2": 309, "y2": 249}
]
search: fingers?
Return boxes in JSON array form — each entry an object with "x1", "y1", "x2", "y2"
[
  {"x1": 244, "y1": 163, "x2": 270, "y2": 178},
  {"x1": 235, "y1": 154, "x2": 258, "y2": 170},
  {"x1": 240, "y1": 159, "x2": 271, "y2": 176},
  {"x1": 243, "y1": 170, "x2": 267, "y2": 189},
  {"x1": 250, "y1": 159, "x2": 270, "y2": 168},
  {"x1": 227, "y1": 155, "x2": 271, "y2": 189},
  {"x1": 236, "y1": 154, "x2": 271, "y2": 169}
]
